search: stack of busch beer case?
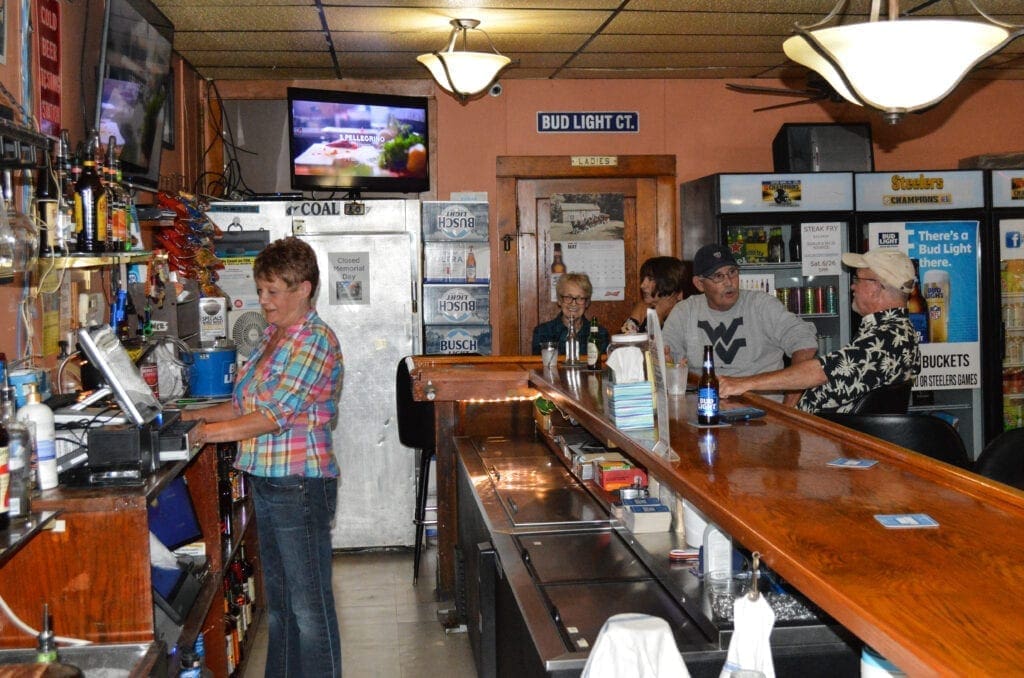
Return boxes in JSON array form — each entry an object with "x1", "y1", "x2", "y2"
[{"x1": 421, "y1": 201, "x2": 492, "y2": 355}]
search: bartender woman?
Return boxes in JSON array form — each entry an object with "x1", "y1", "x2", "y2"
[{"x1": 183, "y1": 236, "x2": 343, "y2": 677}]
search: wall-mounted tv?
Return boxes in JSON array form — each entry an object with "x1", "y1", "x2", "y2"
[
  {"x1": 94, "y1": 0, "x2": 175, "y2": 191},
  {"x1": 287, "y1": 88, "x2": 430, "y2": 196}
]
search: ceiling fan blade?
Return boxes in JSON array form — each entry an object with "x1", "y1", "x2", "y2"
[
  {"x1": 727, "y1": 83, "x2": 824, "y2": 98},
  {"x1": 752, "y1": 94, "x2": 830, "y2": 113}
]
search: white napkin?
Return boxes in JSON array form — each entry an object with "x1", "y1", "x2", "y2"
[
  {"x1": 719, "y1": 594, "x2": 776, "y2": 678},
  {"x1": 582, "y1": 613, "x2": 691, "y2": 678},
  {"x1": 606, "y1": 346, "x2": 646, "y2": 383}
]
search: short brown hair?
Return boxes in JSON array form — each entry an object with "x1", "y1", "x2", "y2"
[
  {"x1": 254, "y1": 236, "x2": 320, "y2": 301},
  {"x1": 639, "y1": 256, "x2": 686, "y2": 298}
]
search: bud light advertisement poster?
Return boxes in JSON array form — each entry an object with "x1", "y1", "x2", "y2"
[{"x1": 868, "y1": 221, "x2": 979, "y2": 390}]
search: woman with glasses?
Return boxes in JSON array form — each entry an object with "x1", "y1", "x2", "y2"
[
  {"x1": 662, "y1": 243, "x2": 818, "y2": 405},
  {"x1": 620, "y1": 256, "x2": 688, "y2": 335},
  {"x1": 531, "y1": 272, "x2": 610, "y2": 357}
]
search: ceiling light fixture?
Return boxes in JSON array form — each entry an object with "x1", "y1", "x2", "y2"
[
  {"x1": 782, "y1": 0, "x2": 1023, "y2": 124},
  {"x1": 417, "y1": 19, "x2": 511, "y2": 104}
]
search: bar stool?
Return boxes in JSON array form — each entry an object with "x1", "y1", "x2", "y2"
[
  {"x1": 844, "y1": 380, "x2": 913, "y2": 415},
  {"x1": 395, "y1": 356, "x2": 436, "y2": 583},
  {"x1": 974, "y1": 428, "x2": 1024, "y2": 490},
  {"x1": 817, "y1": 412, "x2": 971, "y2": 469}
]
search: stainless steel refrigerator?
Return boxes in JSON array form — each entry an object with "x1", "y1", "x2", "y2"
[{"x1": 206, "y1": 199, "x2": 422, "y2": 548}]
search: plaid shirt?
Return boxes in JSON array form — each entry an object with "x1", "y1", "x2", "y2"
[{"x1": 233, "y1": 309, "x2": 343, "y2": 477}]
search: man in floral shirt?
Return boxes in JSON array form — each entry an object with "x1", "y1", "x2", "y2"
[{"x1": 719, "y1": 248, "x2": 921, "y2": 413}]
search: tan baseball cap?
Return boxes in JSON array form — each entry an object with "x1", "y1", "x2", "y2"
[{"x1": 842, "y1": 249, "x2": 916, "y2": 293}]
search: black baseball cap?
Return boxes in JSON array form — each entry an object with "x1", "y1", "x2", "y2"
[{"x1": 694, "y1": 244, "x2": 737, "y2": 278}]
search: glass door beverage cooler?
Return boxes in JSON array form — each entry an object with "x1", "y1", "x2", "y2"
[
  {"x1": 681, "y1": 172, "x2": 854, "y2": 358},
  {"x1": 987, "y1": 169, "x2": 1024, "y2": 435},
  {"x1": 853, "y1": 170, "x2": 985, "y2": 458}
]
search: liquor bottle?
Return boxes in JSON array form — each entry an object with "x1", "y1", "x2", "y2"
[
  {"x1": 551, "y1": 243, "x2": 566, "y2": 274},
  {"x1": 564, "y1": 315, "x2": 580, "y2": 365},
  {"x1": 36, "y1": 158, "x2": 64, "y2": 256},
  {"x1": 465, "y1": 245, "x2": 477, "y2": 283},
  {"x1": 586, "y1": 317, "x2": 601, "y2": 369},
  {"x1": 105, "y1": 137, "x2": 127, "y2": 252},
  {"x1": 907, "y1": 258, "x2": 929, "y2": 344},
  {"x1": 697, "y1": 345, "x2": 720, "y2": 425},
  {"x1": 2, "y1": 387, "x2": 31, "y2": 520},
  {"x1": 74, "y1": 153, "x2": 106, "y2": 254},
  {"x1": 768, "y1": 226, "x2": 784, "y2": 263}
]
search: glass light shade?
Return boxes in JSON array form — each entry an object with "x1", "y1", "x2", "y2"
[
  {"x1": 784, "y1": 19, "x2": 1012, "y2": 114},
  {"x1": 417, "y1": 51, "x2": 511, "y2": 98}
]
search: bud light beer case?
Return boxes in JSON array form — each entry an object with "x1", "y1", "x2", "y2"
[
  {"x1": 421, "y1": 201, "x2": 489, "y2": 242},
  {"x1": 425, "y1": 325, "x2": 492, "y2": 355},
  {"x1": 423, "y1": 284, "x2": 490, "y2": 325}
]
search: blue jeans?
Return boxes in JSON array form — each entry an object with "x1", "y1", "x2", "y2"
[{"x1": 251, "y1": 475, "x2": 341, "y2": 677}]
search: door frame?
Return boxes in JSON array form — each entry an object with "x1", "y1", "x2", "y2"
[{"x1": 493, "y1": 155, "x2": 678, "y2": 355}]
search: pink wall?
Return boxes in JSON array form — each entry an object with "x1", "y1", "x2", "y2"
[{"x1": 433, "y1": 77, "x2": 1024, "y2": 202}]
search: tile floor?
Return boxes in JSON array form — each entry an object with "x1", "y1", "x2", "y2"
[{"x1": 242, "y1": 545, "x2": 477, "y2": 677}]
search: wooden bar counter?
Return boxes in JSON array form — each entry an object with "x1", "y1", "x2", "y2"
[{"x1": 409, "y1": 356, "x2": 1024, "y2": 677}]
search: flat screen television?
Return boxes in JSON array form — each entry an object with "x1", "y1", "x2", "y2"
[
  {"x1": 94, "y1": 0, "x2": 175, "y2": 191},
  {"x1": 287, "y1": 87, "x2": 430, "y2": 195}
]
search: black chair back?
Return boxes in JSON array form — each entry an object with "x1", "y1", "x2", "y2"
[
  {"x1": 846, "y1": 380, "x2": 913, "y2": 415},
  {"x1": 817, "y1": 413, "x2": 971, "y2": 469},
  {"x1": 396, "y1": 356, "x2": 435, "y2": 451},
  {"x1": 974, "y1": 428, "x2": 1024, "y2": 490}
]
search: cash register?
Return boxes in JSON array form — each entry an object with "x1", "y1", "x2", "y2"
[{"x1": 59, "y1": 325, "x2": 200, "y2": 486}]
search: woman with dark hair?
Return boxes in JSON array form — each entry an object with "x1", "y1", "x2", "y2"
[
  {"x1": 621, "y1": 256, "x2": 687, "y2": 334},
  {"x1": 183, "y1": 236, "x2": 343, "y2": 677}
]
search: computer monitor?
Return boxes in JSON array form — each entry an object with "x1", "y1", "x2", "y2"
[{"x1": 77, "y1": 325, "x2": 162, "y2": 426}]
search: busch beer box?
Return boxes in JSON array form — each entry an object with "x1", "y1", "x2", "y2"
[
  {"x1": 425, "y1": 325, "x2": 492, "y2": 355},
  {"x1": 421, "y1": 201, "x2": 489, "y2": 242},
  {"x1": 423, "y1": 284, "x2": 490, "y2": 325},
  {"x1": 423, "y1": 243, "x2": 490, "y2": 283}
]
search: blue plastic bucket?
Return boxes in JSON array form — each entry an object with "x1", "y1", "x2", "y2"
[{"x1": 189, "y1": 341, "x2": 237, "y2": 397}]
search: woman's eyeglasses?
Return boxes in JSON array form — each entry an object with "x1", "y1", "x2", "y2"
[{"x1": 559, "y1": 295, "x2": 589, "y2": 304}]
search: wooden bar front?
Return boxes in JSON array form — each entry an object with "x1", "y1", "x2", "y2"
[{"x1": 410, "y1": 356, "x2": 1024, "y2": 677}]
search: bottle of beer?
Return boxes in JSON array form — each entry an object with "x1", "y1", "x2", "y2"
[
  {"x1": 36, "y1": 157, "x2": 64, "y2": 256},
  {"x1": 768, "y1": 226, "x2": 784, "y2": 262},
  {"x1": 586, "y1": 317, "x2": 601, "y2": 369},
  {"x1": 74, "y1": 150, "x2": 106, "y2": 254},
  {"x1": 551, "y1": 243, "x2": 566, "y2": 274},
  {"x1": 465, "y1": 245, "x2": 477, "y2": 283},
  {"x1": 697, "y1": 345, "x2": 720, "y2": 425},
  {"x1": 907, "y1": 258, "x2": 929, "y2": 344}
]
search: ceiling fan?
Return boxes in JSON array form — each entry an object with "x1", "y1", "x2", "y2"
[{"x1": 726, "y1": 73, "x2": 847, "y2": 112}]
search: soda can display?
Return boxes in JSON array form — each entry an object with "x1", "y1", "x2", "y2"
[
  {"x1": 803, "y1": 286, "x2": 816, "y2": 315},
  {"x1": 776, "y1": 287, "x2": 790, "y2": 309},
  {"x1": 814, "y1": 286, "x2": 825, "y2": 314},
  {"x1": 825, "y1": 285, "x2": 838, "y2": 314}
]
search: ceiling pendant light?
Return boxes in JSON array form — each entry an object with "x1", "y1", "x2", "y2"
[
  {"x1": 418, "y1": 19, "x2": 511, "y2": 104},
  {"x1": 782, "y1": 0, "x2": 1024, "y2": 124}
]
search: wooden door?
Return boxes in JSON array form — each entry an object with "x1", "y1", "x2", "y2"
[{"x1": 494, "y1": 156, "x2": 677, "y2": 355}]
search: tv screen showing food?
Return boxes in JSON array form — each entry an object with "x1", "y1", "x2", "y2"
[{"x1": 287, "y1": 88, "x2": 430, "y2": 195}]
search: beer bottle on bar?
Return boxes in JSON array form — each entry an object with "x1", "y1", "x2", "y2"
[
  {"x1": 586, "y1": 317, "x2": 601, "y2": 369},
  {"x1": 697, "y1": 345, "x2": 720, "y2": 425}
]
